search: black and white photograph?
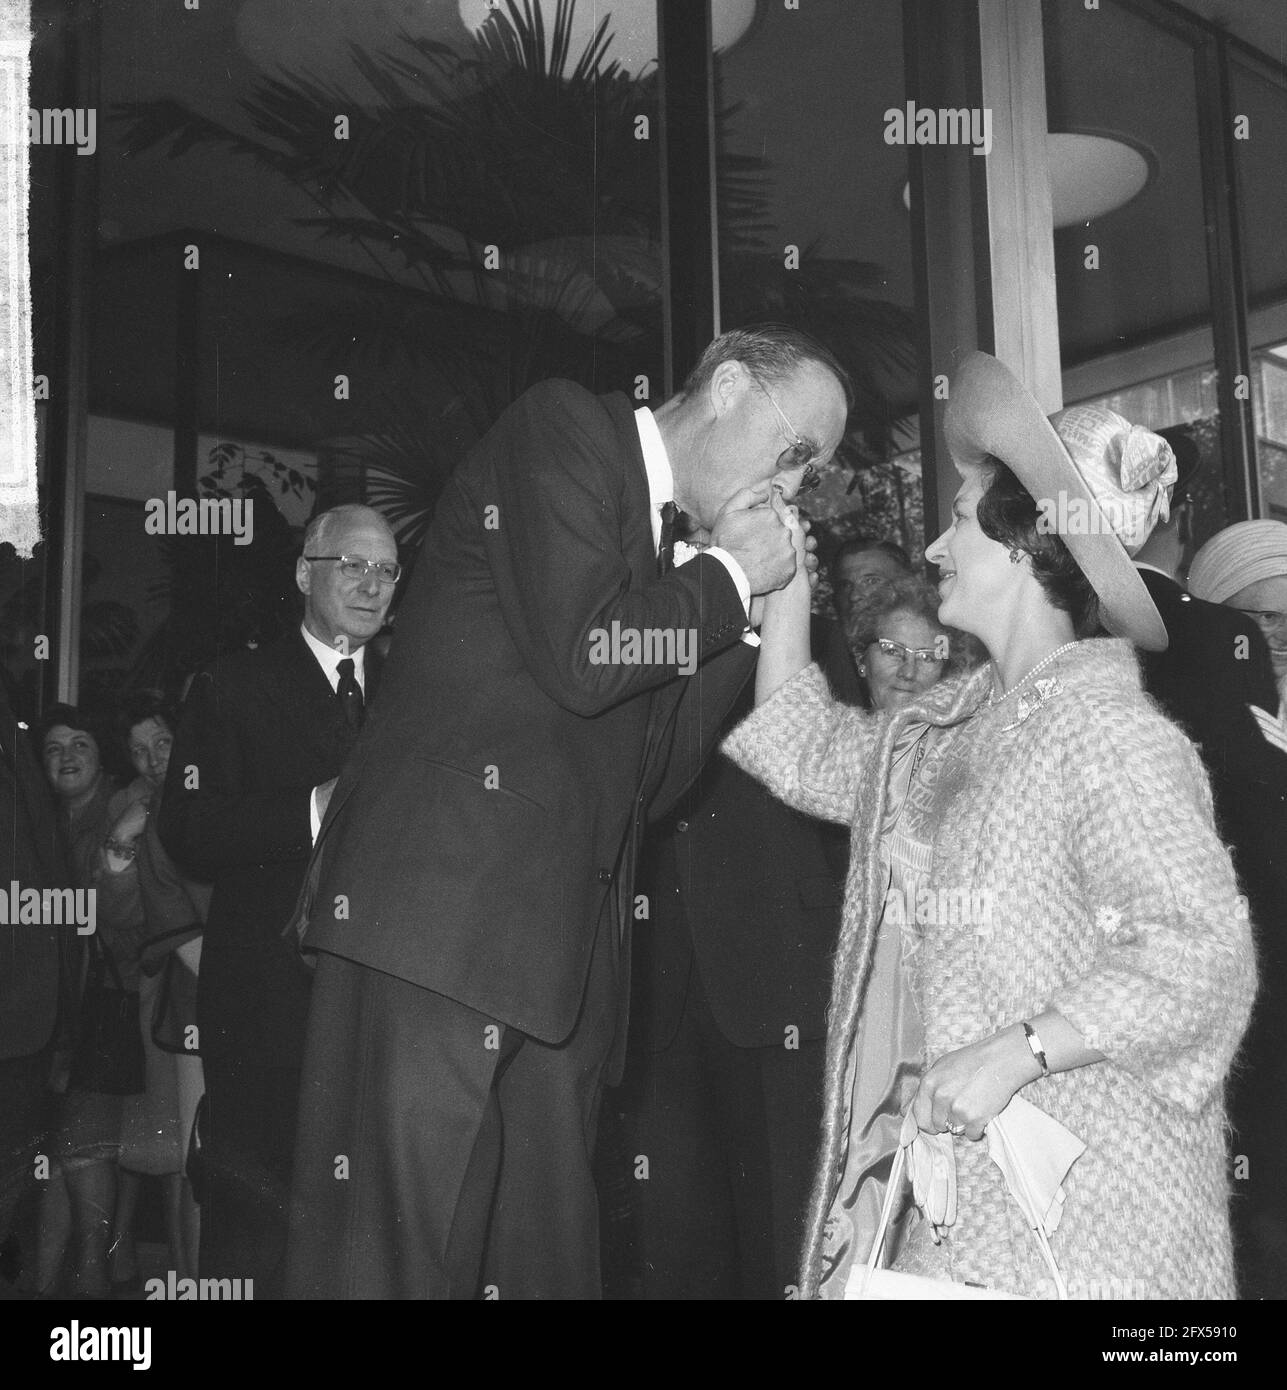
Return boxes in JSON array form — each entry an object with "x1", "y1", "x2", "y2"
[{"x1": 0, "y1": 0, "x2": 1285, "y2": 1358}]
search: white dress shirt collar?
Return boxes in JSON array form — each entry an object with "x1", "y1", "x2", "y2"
[
  {"x1": 634, "y1": 407, "x2": 675, "y2": 553},
  {"x1": 300, "y1": 623, "x2": 367, "y2": 693}
]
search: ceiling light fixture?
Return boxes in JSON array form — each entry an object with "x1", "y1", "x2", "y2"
[{"x1": 902, "y1": 132, "x2": 1152, "y2": 228}]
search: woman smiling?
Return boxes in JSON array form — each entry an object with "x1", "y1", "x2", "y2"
[{"x1": 725, "y1": 352, "x2": 1255, "y2": 1300}]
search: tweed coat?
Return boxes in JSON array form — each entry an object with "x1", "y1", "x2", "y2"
[{"x1": 724, "y1": 638, "x2": 1255, "y2": 1299}]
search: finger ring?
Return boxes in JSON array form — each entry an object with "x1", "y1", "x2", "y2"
[{"x1": 948, "y1": 1123, "x2": 965, "y2": 1137}]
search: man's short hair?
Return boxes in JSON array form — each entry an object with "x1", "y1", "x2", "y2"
[
  {"x1": 680, "y1": 323, "x2": 855, "y2": 413},
  {"x1": 302, "y1": 504, "x2": 392, "y2": 557},
  {"x1": 833, "y1": 535, "x2": 911, "y2": 571}
]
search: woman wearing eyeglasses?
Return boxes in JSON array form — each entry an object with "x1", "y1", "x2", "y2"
[
  {"x1": 725, "y1": 353, "x2": 1254, "y2": 1300},
  {"x1": 845, "y1": 575, "x2": 970, "y2": 714}
]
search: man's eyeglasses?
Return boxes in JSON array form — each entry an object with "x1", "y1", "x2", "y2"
[
  {"x1": 873, "y1": 637, "x2": 943, "y2": 666},
  {"x1": 304, "y1": 554, "x2": 402, "y2": 585},
  {"x1": 753, "y1": 378, "x2": 821, "y2": 493}
]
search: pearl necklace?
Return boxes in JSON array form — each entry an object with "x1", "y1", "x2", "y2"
[{"x1": 987, "y1": 640, "x2": 1079, "y2": 708}]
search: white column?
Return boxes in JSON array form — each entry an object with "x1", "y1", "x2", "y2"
[{"x1": 978, "y1": 0, "x2": 1062, "y2": 412}]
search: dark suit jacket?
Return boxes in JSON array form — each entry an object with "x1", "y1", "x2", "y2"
[
  {"x1": 159, "y1": 631, "x2": 379, "y2": 1065},
  {"x1": 636, "y1": 620, "x2": 851, "y2": 1051},
  {"x1": 1137, "y1": 568, "x2": 1287, "y2": 980},
  {"x1": 0, "y1": 683, "x2": 69, "y2": 1060},
  {"x1": 298, "y1": 381, "x2": 756, "y2": 1045},
  {"x1": 1136, "y1": 568, "x2": 1287, "y2": 840}
]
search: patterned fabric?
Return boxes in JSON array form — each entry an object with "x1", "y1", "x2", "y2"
[
  {"x1": 816, "y1": 726, "x2": 930, "y2": 1298},
  {"x1": 724, "y1": 638, "x2": 1255, "y2": 1300}
]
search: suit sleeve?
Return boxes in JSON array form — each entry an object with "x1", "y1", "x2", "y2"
[
  {"x1": 647, "y1": 639, "x2": 757, "y2": 822},
  {"x1": 1051, "y1": 703, "x2": 1256, "y2": 1114},
  {"x1": 1237, "y1": 614, "x2": 1279, "y2": 712},
  {"x1": 158, "y1": 669, "x2": 314, "y2": 880},
  {"x1": 482, "y1": 383, "x2": 750, "y2": 718}
]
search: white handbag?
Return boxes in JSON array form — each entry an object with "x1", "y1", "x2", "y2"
[{"x1": 845, "y1": 1140, "x2": 1067, "y2": 1300}]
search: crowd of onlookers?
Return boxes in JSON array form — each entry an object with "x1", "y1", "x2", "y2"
[
  {"x1": 0, "y1": 690, "x2": 204, "y2": 1297},
  {"x1": 2, "y1": 454, "x2": 1286, "y2": 1301}
]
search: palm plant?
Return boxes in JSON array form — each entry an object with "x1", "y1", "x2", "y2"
[{"x1": 117, "y1": 0, "x2": 915, "y2": 550}]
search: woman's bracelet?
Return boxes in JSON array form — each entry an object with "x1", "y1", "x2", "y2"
[{"x1": 1021, "y1": 1019, "x2": 1050, "y2": 1078}]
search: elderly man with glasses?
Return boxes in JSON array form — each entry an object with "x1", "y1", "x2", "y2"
[{"x1": 159, "y1": 503, "x2": 399, "y2": 1298}]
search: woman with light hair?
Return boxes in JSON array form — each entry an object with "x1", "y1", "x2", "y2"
[{"x1": 1189, "y1": 519, "x2": 1287, "y2": 708}]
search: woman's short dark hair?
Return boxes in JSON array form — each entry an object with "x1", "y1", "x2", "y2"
[
  {"x1": 116, "y1": 688, "x2": 179, "y2": 748},
  {"x1": 33, "y1": 702, "x2": 123, "y2": 780},
  {"x1": 975, "y1": 459, "x2": 1101, "y2": 636}
]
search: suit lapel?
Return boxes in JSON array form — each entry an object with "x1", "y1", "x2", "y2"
[{"x1": 280, "y1": 629, "x2": 363, "y2": 764}]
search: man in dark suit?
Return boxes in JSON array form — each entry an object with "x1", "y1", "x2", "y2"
[
  {"x1": 159, "y1": 503, "x2": 397, "y2": 1297},
  {"x1": 1134, "y1": 431, "x2": 1287, "y2": 1297},
  {"x1": 618, "y1": 616, "x2": 857, "y2": 1300},
  {"x1": 285, "y1": 325, "x2": 853, "y2": 1300},
  {"x1": 1133, "y1": 432, "x2": 1287, "y2": 848},
  {"x1": 0, "y1": 670, "x2": 70, "y2": 1273}
]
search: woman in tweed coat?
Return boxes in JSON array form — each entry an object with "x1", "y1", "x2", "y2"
[{"x1": 726, "y1": 353, "x2": 1255, "y2": 1299}]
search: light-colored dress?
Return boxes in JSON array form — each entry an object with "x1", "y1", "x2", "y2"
[
  {"x1": 725, "y1": 639, "x2": 1256, "y2": 1299},
  {"x1": 815, "y1": 727, "x2": 929, "y2": 1297}
]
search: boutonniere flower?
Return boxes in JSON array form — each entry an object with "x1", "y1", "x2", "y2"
[{"x1": 673, "y1": 539, "x2": 702, "y2": 567}]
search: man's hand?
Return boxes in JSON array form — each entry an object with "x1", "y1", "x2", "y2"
[{"x1": 710, "y1": 481, "x2": 797, "y2": 595}]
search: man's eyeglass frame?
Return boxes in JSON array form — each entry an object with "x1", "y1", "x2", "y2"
[
  {"x1": 753, "y1": 378, "x2": 822, "y2": 493},
  {"x1": 303, "y1": 554, "x2": 402, "y2": 585}
]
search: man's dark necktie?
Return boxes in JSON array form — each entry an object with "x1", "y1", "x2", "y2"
[
  {"x1": 336, "y1": 657, "x2": 364, "y2": 729},
  {"x1": 657, "y1": 500, "x2": 678, "y2": 576}
]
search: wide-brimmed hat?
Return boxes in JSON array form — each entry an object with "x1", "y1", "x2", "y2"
[{"x1": 943, "y1": 352, "x2": 1174, "y2": 652}]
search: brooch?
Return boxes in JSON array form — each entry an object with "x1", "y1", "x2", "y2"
[{"x1": 999, "y1": 676, "x2": 1062, "y2": 731}]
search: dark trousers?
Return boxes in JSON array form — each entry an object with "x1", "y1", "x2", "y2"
[
  {"x1": 198, "y1": 1051, "x2": 304, "y2": 1298},
  {"x1": 196, "y1": 936, "x2": 313, "y2": 1298},
  {"x1": 285, "y1": 909, "x2": 620, "y2": 1300},
  {"x1": 618, "y1": 963, "x2": 825, "y2": 1300}
]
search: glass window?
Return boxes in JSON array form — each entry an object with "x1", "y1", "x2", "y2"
[
  {"x1": 32, "y1": 0, "x2": 668, "y2": 701},
  {"x1": 714, "y1": 0, "x2": 920, "y2": 580},
  {"x1": 1231, "y1": 56, "x2": 1287, "y2": 519},
  {"x1": 1044, "y1": 0, "x2": 1233, "y2": 539}
]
